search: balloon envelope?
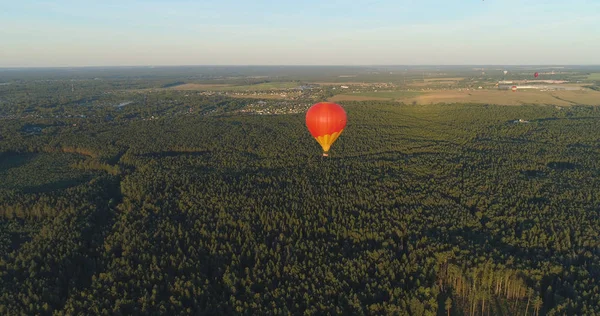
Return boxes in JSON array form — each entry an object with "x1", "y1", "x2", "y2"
[
  {"x1": 306, "y1": 102, "x2": 347, "y2": 154},
  {"x1": 534, "y1": 72, "x2": 539, "y2": 78}
]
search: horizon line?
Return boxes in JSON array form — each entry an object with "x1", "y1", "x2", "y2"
[{"x1": 2, "y1": 64, "x2": 600, "y2": 70}]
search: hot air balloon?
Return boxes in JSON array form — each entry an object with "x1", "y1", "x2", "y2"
[
  {"x1": 534, "y1": 72, "x2": 539, "y2": 78},
  {"x1": 503, "y1": 70, "x2": 508, "y2": 75},
  {"x1": 511, "y1": 86, "x2": 517, "y2": 92},
  {"x1": 306, "y1": 102, "x2": 347, "y2": 157}
]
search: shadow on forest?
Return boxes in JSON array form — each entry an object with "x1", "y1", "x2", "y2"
[
  {"x1": 521, "y1": 169, "x2": 546, "y2": 178},
  {"x1": 530, "y1": 116, "x2": 599, "y2": 123},
  {"x1": 9, "y1": 231, "x2": 33, "y2": 254},
  {"x1": 0, "y1": 220, "x2": 39, "y2": 256},
  {"x1": 140, "y1": 151, "x2": 209, "y2": 158},
  {"x1": 546, "y1": 161, "x2": 577, "y2": 170},
  {"x1": 566, "y1": 143, "x2": 592, "y2": 149},
  {"x1": 20, "y1": 176, "x2": 93, "y2": 194},
  {"x1": 432, "y1": 192, "x2": 570, "y2": 269},
  {"x1": 0, "y1": 152, "x2": 36, "y2": 172},
  {"x1": 139, "y1": 150, "x2": 260, "y2": 161},
  {"x1": 342, "y1": 149, "x2": 458, "y2": 163},
  {"x1": 53, "y1": 177, "x2": 122, "y2": 312},
  {"x1": 478, "y1": 137, "x2": 553, "y2": 146},
  {"x1": 343, "y1": 151, "x2": 410, "y2": 162}
]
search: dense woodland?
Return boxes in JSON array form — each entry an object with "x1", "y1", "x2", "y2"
[{"x1": 1, "y1": 70, "x2": 600, "y2": 315}]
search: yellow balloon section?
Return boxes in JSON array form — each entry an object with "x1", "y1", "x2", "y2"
[{"x1": 314, "y1": 129, "x2": 344, "y2": 153}]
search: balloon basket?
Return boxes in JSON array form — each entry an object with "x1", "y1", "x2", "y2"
[{"x1": 322, "y1": 153, "x2": 329, "y2": 157}]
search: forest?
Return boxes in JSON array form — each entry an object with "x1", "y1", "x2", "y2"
[{"x1": 1, "y1": 68, "x2": 600, "y2": 315}]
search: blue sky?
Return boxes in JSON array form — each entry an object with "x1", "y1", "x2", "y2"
[{"x1": 1, "y1": 0, "x2": 599, "y2": 66}]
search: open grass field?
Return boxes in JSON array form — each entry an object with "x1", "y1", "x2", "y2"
[
  {"x1": 329, "y1": 88, "x2": 600, "y2": 106},
  {"x1": 171, "y1": 82, "x2": 299, "y2": 91},
  {"x1": 313, "y1": 82, "x2": 370, "y2": 86},
  {"x1": 408, "y1": 81, "x2": 464, "y2": 87},
  {"x1": 328, "y1": 95, "x2": 392, "y2": 101},
  {"x1": 550, "y1": 90, "x2": 600, "y2": 105},
  {"x1": 228, "y1": 94, "x2": 290, "y2": 100},
  {"x1": 424, "y1": 77, "x2": 465, "y2": 82},
  {"x1": 408, "y1": 77, "x2": 466, "y2": 87},
  {"x1": 403, "y1": 89, "x2": 600, "y2": 106},
  {"x1": 587, "y1": 73, "x2": 600, "y2": 80},
  {"x1": 330, "y1": 91, "x2": 422, "y2": 100},
  {"x1": 171, "y1": 83, "x2": 233, "y2": 90}
]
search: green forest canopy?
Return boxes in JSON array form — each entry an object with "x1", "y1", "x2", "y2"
[{"x1": 0, "y1": 79, "x2": 599, "y2": 315}]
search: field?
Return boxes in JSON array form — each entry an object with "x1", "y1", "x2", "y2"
[
  {"x1": 424, "y1": 77, "x2": 465, "y2": 82},
  {"x1": 228, "y1": 93, "x2": 290, "y2": 99},
  {"x1": 171, "y1": 83, "x2": 233, "y2": 90},
  {"x1": 328, "y1": 94, "x2": 392, "y2": 101},
  {"x1": 587, "y1": 73, "x2": 600, "y2": 80},
  {"x1": 171, "y1": 82, "x2": 299, "y2": 91},
  {"x1": 329, "y1": 90, "x2": 422, "y2": 102},
  {"x1": 313, "y1": 82, "x2": 373, "y2": 86},
  {"x1": 403, "y1": 89, "x2": 600, "y2": 106},
  {"x1": 550, "y1": 90, "x2": 600, "y2": 105},
  {"x1": 330, "y1": 88, "x2": 600, "y2": 106},
  {"x1": 347, "y1": 91, "x2": 422, "y2": 98}
]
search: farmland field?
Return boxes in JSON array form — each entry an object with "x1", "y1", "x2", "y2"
[
  {"x1": 313, "y1": 82, "x2": 371, "y2": 86},
  {"x1": 587, "y1": 73, "x2": 600, "y2": 80},
  {"x1": 228, "y1": 93, "x2": 291, "y2": 99},
  {"x1": 550, "y1": 90, "x2": 600, "y2": 105},
  {"x1": 329, "y1": 90, "x2": 423, "y2": 101},
  {"x1": 424, "y1": 77, "x2": 465, "y2": 82},
  {"x1": 330, "y1": 88, "x2": 600, "y2": 105},
  {"x1": 348, "y1": 91, "x2": 423, "y2": 98},
  {"x1": 328, "y1": 94, "x2": 393, "y2": 101},
  {"x1": 171, "y1": 82, "x2": 299, "y2": 91},
  {"x1": 408, "y1": 77, "x2": 466, "y2": 87},
  {"x1": 402, "y1": 89, "x2": 600, "y2": 106},
  {"x1": 171, "y1": 83, "x2": 233, "y2": 90}
]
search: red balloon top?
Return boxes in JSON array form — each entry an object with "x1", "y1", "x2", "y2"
[
  {"x1": 534, "y1": 72, "x2": 539, "y2": 78},
  {"x1": 305, "y1": 102, "x2": 347, "y2": 137}
]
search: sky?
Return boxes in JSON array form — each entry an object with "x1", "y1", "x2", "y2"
[{"x1": 1, "y1": 0, "x2": 599, "y2": 67}]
